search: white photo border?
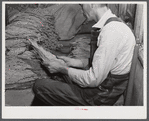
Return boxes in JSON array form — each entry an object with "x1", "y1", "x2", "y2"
[{"x1": 2, "y1": 1, "x2": 147, "y2": 119}]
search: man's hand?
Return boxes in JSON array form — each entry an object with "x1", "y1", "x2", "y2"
[
  {"x1": 41, "y1": 60, "x2": 68, "y2": 74},
  {"x1": 57, "y1": 56, "x2": 84, "y2": 68}
]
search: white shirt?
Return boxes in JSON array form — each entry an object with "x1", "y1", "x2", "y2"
[{"x1": 68, "y1": 9, "x2": 136, "y2": 88}]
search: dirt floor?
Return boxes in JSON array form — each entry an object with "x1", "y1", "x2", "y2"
[{"x1": 5, "y1": 89, "x2": 34, "y2": 106}]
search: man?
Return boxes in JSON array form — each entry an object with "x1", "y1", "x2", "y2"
[{"x1": 32, "y1": 4, "x2": 136, "y2": 106}]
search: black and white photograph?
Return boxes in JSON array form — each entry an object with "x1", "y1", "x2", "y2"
[{"x1": 2, "y1": 0, "x2": 147, "y2": 119}]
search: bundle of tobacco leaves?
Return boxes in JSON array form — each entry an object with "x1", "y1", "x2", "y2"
[
  {"x1": 5, "y1": 57, "x2": 38, "y2": 85},
  {"x1": 28, "y1": 38, "x2": 66, "y2": 65},
  {"x1": 5, "y1": 56, "x2": 52, "y2": 90},
  {"x1": 68, "y1": 35, "x2": 91, "y2": 59},
  {"x1": 5, "y1": 6, "x2": 63, "y2": 89},
  {"x1": 6, "y1": 7, "x2": 62, "y2": 55}
]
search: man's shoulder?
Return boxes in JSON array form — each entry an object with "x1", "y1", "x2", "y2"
[{"x1": 103, "y1": 21, "x2": 132, "y2": 35}]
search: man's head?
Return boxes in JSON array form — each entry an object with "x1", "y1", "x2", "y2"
[{"x1": 80, "y1": 4, "x2": 108, "y2": 22}]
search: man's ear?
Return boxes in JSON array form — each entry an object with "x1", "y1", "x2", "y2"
[{"x1": 91, "y1": 4, "x2": 99, "y2": 9}]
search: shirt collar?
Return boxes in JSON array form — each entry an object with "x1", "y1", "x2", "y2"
[{"x1": 92, "y1": 9, "x2": 116, "y2": 29}]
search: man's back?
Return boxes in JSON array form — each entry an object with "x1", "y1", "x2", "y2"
[{"x1": 95, "y1": 21, "x2": 136, "y2": 77}]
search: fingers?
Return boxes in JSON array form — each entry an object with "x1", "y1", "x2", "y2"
[
  {"x1": 57, "y1": 56, "x2": 69, "y2": 62},
  {"x1": 41, "y1": 61, "x2": 56, "y2": 73},
  {"x1": 57, "y1": 56, "x2": 66, "y2": 59},
  {"x1": 41, "y1": 61, "x2": 50, "y2": 67}
]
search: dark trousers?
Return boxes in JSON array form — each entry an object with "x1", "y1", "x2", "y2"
[
  {"x1": 32, "y1": 74, "x2": 100, "y2": 106},
  {"x1": 32, "y1": 73, "x2": 129, "y2": 106}
]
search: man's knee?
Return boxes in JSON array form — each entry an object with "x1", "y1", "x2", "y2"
[
  {"x1": 33, "y1": 79, "x2": 42, "y2": 94},
  {"x1": 32, "y1": 78, "x2": 52, "y2": 94}
]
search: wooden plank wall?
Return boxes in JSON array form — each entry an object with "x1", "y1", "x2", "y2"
[
  {"x1": 134, "y1": 4, "x2": 144, "y2": 44},
  {"x1": 108, "y1": 4, "x2": 119, "y2": 16},
  {"x1": 130, "y1": 57, "x2": 143, "y2": 105},
  {"x1": 108, "y1": 4, "x2": 136, "y2": 29},
  {"x1": 109, "y1": 4, "x2": 144, "y2": 106},
  {"x1": 134, "y1": 4, "x2": 144, "y2": 67},
  {"x1": 109, "y1": 4, "x2": 144, "y2": 62}
]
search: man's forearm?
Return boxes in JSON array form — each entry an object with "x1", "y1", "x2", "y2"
[
  {"x1": 69, "y1": 58, "x2": 89, "y2": 69},
  {"x1": 55, "y1": 58, "x2": 89, "y2": 75}
]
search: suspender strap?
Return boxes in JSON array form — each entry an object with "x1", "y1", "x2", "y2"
[
  {"x1": 89, "y1": 28, "x2": 100, "y2": 67},
  {"x1": 89, "y1": 17, "x2": 122, "y2": 67},
  {"x1": 104, "y1": 17, "x2": 122, "y2": 26}
]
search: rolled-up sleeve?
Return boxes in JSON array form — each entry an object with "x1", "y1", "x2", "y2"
[{"x1": 68, "y1": 26, "x2": 124, "y2": 87}]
